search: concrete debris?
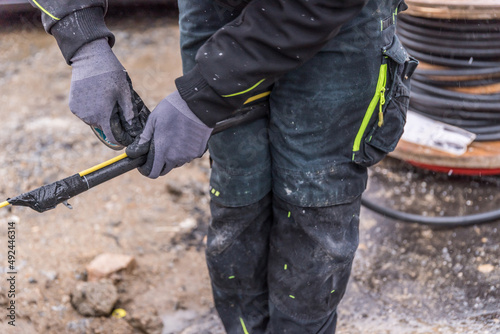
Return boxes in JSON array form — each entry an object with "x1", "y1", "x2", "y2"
[
  {"x1": 86, "y1": 253, "x2": 136, "y2": 282},
  {"x1": 127, "y1": 306, "x2": 164, "y2": 334},
  {"x1": 478, "y1": 264, "x2": 495, "y2": 274},
  {"x1": 70, "y1": 280, "x2": 118, "y2": 317},
  {"x1": 179, "y1": 313, "x2": 224, "y2": 334},
  {"x1": 66, "y1": 317, "x2": 135, "y2": 334},
  {"x1": 179, "y1": 217, "x2": 197, "y2": 232},
  {"x1": 66, "y1": 319, "x2": 92, "y2": 333},
  {"x1": 161, "y1": 310, "x2": 198, "y2": 333},
  {"x1": 42, "y1": 270, "x2": 58, "y2": 281}
]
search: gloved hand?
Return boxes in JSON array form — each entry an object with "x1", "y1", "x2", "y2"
[
  {"x1": 126, "y1": 91, "x2": 213, "y2": 178},
  {"x1": 69, "y1": 38, "x2": 143, "y2": 147}
]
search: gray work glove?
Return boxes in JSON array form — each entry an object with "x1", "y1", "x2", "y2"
[
  {"x1": 126, "y1": 91, "x2": 213, "y2": 178},
  {"x1": 69, "y1": 38, "x2": 142, "y2": 147}
]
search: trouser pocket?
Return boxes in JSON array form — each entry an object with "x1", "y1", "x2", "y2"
[{"x1": 352, "y1": 35, "x2": 418, "y2": 167}]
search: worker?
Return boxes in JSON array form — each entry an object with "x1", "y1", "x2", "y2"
[{"x1": 29, "y1": 0, "x2": 416, "y2": 332}]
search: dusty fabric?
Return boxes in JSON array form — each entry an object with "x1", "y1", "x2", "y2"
[{"x1": 206, "y1": 194, "x2": 360, "y2": 333}]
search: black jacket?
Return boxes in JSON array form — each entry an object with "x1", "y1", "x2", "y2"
[{"x1": 31, "y1": 0, "x2": 377, "y2": 127}]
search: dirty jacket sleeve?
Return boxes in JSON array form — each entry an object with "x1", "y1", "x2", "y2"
[
  {"x1": 28, "y1": 0, "x2": 113, "y2": 64},
  {"x1": 175, "y1": 0, "x2": 369, "y2": 128}
]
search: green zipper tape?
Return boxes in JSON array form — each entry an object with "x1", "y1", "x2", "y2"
[{"x1": 352, "y1": 63, "x2": 388, "y2": 155}]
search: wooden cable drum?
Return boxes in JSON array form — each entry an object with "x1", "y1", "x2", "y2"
[
  {"x1": 405, "y1": 0, "x2": 500, "y2": 20},
  {"x1": 391, "y1": 140, "x2": 500, "y2": 175},
  {"x1": 390, "y1": 1, "x2": 500, "y2": 174}
]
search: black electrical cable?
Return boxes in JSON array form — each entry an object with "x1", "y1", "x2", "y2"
[
  {"x1": 415, "y1": 115, "x2": 496, "y2": 128},
  {"x1": 412, "y1": 74, "x2": 500, "y2": 88},
  {"x1": 358, "y1": 15, "x2": 500, "y2": 226},
  {"x1": 397, "y1": 19, "x2": 500, "y2": 42},
  {"x1": 409, "y1": 108, "x2": 500, "y2": 141},
  {"x1": 361, "y1": 196, "x2": 500, "y2": 226},
  {"x1": 397, "y1": 28, "x2": 500, "y2": 49},
  {"x1": 399, "y1": 35, "x2": 500, "y2": 58},
  {"x1": 415, "y1": 67, "x2": 500, "y2": 78},
  {"x1": 409, "y1": 92, "x2": 500, "y2": 113},
  {"x1": 402, "y1": 49, "x2": 500, "y2": 68},
  {"x1": 398, "y1": 14, "x2": 500, "y2": 32},
  {"x1": 411, "y1": 80, "x2": 500, "y2": 102},
  {"x1": 397, "y1": 15, "x2": 500, "y2": 142}
]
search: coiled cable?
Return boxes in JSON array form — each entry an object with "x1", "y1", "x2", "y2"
[{"x1": 397, "y1": 14, "x2": 500, "y2": 141}]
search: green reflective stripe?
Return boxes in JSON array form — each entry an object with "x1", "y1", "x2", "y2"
[
  {"x1": 239, "y1": 317, "x2": 250, "y2": 334},
  {"x1": 284, "y1": 264, "x2": 288, "y2": 270},
  {"x1": 228, "y1": 276, "x2": 235, "y2": 279},
  {"x1": 31, "y1": 0, "x2": 60, "y2": 20},
  {"x1": 289, "y1": 295, "x2": 295, "y2": 299},
  {"x1": 222, "y1": 79, "x2": 266, "y2": 97},
  {"x1": 352, "y1": 63, "x2": 388, "y2": 154}
]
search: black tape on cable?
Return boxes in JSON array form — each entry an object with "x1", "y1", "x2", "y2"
[{"x1": 8, "y1": 174, "x2": 89, "y2": 213}]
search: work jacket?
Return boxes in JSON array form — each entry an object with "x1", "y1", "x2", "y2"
[{"x1": 29, "y1": 0, "x2": 407, "y2": 128}]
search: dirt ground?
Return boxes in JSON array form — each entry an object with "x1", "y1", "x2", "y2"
[{"x1": 0, "y1": 6, "x2": 499, "y2": 334}]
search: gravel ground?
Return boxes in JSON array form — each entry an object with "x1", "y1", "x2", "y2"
[{"x1": 0, "y1": 6, "x2": 499, "y2": 334}]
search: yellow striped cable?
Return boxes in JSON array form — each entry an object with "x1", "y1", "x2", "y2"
[
  {"x1": 78, "y1": 153, "x2": 128, "y2": 177},
  {"x1": 1, "y1": 153, "x2": 128, "y2": 209}
]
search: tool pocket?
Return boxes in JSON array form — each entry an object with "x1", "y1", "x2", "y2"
[{"x1": 352, "y1": 35, "x2": 418, "y2": 167}]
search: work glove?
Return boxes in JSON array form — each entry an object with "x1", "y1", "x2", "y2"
[
  {"x1": 69, "y1": 38, "x2": 143, "y2": 147},
  {"x1": 126, "y1": 91, "x2": 213, "y2": 178}
]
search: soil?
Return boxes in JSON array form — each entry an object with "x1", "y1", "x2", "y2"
[{"x1": 0, "y1": 6, "x2": 499, "y2": 334}]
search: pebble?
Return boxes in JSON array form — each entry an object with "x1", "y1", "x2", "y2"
[
  {"x1": 86, "y1": 253, "x2": 136, "y2": 282},
  {"x1": 477, "y1": 264, "x2": 494, "y2": 274},
  {"x1": 70, "y1": 280, "x2": 118, "y2": 317},
  {"x1": 42, "y1": 270, "x2": 58, "y2": 281}
]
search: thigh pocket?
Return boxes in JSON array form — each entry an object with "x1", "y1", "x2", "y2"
[{"x1": 352, "y1": 35, "x2": 418, "y2": 167}]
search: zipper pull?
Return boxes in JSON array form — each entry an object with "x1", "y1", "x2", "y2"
[{"x1": 378, "y1": 87, "x2": 386, "y2": 127}]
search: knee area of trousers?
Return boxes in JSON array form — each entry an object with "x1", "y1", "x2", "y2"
[
  {"x1": 274, "y1": 195, "x2": 361, "y2": 264},
  {"x1": 268, "y1": 260, "x2": 353, "y2": 322}
]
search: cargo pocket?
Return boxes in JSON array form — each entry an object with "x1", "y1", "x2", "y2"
[{"x1": 352, "y1": 35, "x2": 418, "y2": 167}]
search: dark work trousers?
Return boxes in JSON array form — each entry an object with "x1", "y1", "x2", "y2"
[
  {"x1": 207, "y1": 194, "x2": 360, "y2": 333},
  {"x1": 178, "y1": 0, "x2": 407, "y2": 332}
]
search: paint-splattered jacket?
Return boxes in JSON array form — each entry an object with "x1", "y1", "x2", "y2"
[{"x1": 30, "y1": 0, "x2": 407, "y2": 128}]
